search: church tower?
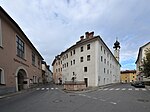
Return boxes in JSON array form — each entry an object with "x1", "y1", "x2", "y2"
[{"x1": 113, "y1": 39, "x2": 121, "y2": 62}]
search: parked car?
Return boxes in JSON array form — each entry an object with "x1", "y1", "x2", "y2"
[{"x1": 131, "y1": 81, "x2": 145, "y2": 88}]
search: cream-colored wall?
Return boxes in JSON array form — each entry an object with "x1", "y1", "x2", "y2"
[
  {"x1": 62, "y1": 41, "x2": 96, "y2": 86},
  {"x1": 97, "y1": 40, "x2": 120, "y2": 86}
]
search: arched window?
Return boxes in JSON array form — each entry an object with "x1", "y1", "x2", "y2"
[{"x1": 0, "y1": 68, "x2": 5, "y2": 84}]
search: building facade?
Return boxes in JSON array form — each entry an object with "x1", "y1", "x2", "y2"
[
  {"x1": 52, "y1": 32, "x2": 121, "y2": 87},
  {"x1": 135, "y1": 42, "x2": 150, "y2": 81},
  {"x1": 0, "y1": 7, "x2": 43, "y2": 94},
  {"x1": 42, "y1": 61, "x2": 53, "y2": 84},
  {"x1": 120, "y1": 70, "x2": 136, "y2": 83}
]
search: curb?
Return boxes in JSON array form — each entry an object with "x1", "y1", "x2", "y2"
[{"x1": 0, "y1": 91, "x2": 22, "y2": 99}]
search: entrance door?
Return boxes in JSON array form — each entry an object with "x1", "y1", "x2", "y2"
[
  {"x1": 84, "y1": 78, "x2": 88, "y2": 87},
  {"x1": 17, "y1": 69, "x2": 27, "y2": 91},
  {"x1": 18, "y1": 72, "x2": 24, "y2": 91}
]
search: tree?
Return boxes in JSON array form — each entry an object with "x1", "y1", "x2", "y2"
[{"x1": 141, "y1": 48, "x2": 150, "y2": 77}]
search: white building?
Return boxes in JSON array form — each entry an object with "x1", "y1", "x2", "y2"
[
  {"x1": 135, "y1": 42, "x2": 150, "y2": 81},
  {"x1": 52, "y1": 32, "x2": 121, "y2": 87}
]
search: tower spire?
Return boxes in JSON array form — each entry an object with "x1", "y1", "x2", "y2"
[{"x1": 113, "y1": 38, "x2": 121, "y2": 62}]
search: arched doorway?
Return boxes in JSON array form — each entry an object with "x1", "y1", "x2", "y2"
[{"x1": 16, "y1": 68, "x2": 28, "y2": 91}]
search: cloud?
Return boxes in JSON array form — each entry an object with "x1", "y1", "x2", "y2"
[{"x1": 1, "y1": 0, "x2": 150, "y2": 70}]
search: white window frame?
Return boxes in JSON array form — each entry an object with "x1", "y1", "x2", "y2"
[
  {"x1": 0, "y1": 18, "x2": 2, "y2": 47},
  {"x1": 0, "y1": 68, "x2": 5, "y2": 84}
]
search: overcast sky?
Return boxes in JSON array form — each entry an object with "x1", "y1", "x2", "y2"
[{"x1": 1, "y1": 0, "x2": 150, "y2": 70}]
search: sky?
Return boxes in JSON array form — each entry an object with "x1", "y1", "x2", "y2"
[{"x1": 0, "y1": 0, "x2": 150, "y2": 70}]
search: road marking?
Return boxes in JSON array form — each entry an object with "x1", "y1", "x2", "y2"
[
  {"x1": 87, "y1": 96, "x2": 91, "y2": 98},
  {"x1": 92, "y1": 97, "x2": 97, "y2": 100},
  {"x1": 55, "y1": 88, "x2": 58, "y2": 90},
  {"x1": 142, "y1": 88, "x2": 147, "y2": 91},
  {"x1": 80, "y1": 94, "x2": 86, "y2": 97},
  {"x1": 115, "y1": 88, "x2": 120, "y2": 90},
  {"x1": 36, "y1": 88, "x2": 40, "y2": 90},
  {"x1": 109, "y1": 88, "x2": 114, "y2": 91},
  {"x1": 41, "y1": 88, "x2": 45, "y2": 90},
  {"x1": 128, "y1": 88, "x2": 132, "y2": 91},
  {"x1": 51, "y1": 88, "x2": 54, "y2": 90},
  {"x1": 135, "y1": 88, "x2": 139, "y2": 91},
  {"x1": 110, "y1": 102, "x2": 117, "y2": 105},
  {"x1": 121, "y1": 88, "x2": 126, "y2": 90},
  {"x1": 46, "y1": 88, "x2": 49, "y2": 90},
  {"x1": 149, "y1": 89, "x2": 150, "y2": 91}
]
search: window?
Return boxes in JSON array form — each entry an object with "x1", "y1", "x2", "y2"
[
  {"x1": 70, "y1": 51, "x2": 72, "y2": 56},
  {"x1": 104, "y1": 68, "x2": 106, "y2": 73},
  {"x1": 101, "y1": 56, "x2": 103, "y2": 62},
  {"x1": 81, "y1": 46, "x2": 83, "y2": 52},
  {"x1": 104, "y1": 59, "x2": 106, "y2": 64},
  {"x1": 67, "y1": 62, "x2": 68, "y2": 67},
  {"x1": 0, "y1": 18, "x2": 2, "y2": 47},
  {"x1": 38, "y1": 58, "x2": 40, "y2": 66},
  {"x1": 56, "y1": 69, "x2": 57, "y2": 72},
  {"x1": 87, "y1": 44, "x2": 90, "y2": 50},
  {"x1": 32, "y1": 52, "x2": 35, "y2": 66},
  {"x1": 0, "y1": 69, "x2": 1, "y2": 84},
  {"x1": 71, "y1": 61, "x2": 72, "y2": 65},
  {"x1": 104, "y1": 49, "x2": 105, "y2": 54},
  {"x1": 73, "y1": 60, "x2": 75, "y2": 64},
  {"x1": 73, "y1": 50, "x2": 75, "y2": 54},
  {"x1": 107, "y1": 53, "x2": 109, "y2": 58},
  {"x1": 133, "y1": 76, "x2": 135, "y2": 78},
  {"x1": 101, "y1": 46, "x2": 102, "y2": 51},
  {"x1": 1, "y1": 72, "x2": 5, "y2": 84},
  {"x1": 16, "y1": 35, "x2": 25, "y2": 59},
  {"x1": 80, "y1": 57, "x2": 83, "y2": 62},
  {"x1": 87, "y1": 55, "x2": 90, "y2": 61},
  {"x1": 84, "y1": 67, "x2": 87, "y2": 72},
  {"x1": 107, "y1": 70, "x2": 109, "y2": 74},
  {"x1": 66, "y1": 54, "x2": 68, "y2": 58},
  {"x1": 107, "y1": 61, "x2": 109, "y2": 66}
]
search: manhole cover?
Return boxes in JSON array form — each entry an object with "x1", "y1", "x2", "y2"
[
  {"x1": 137, "y1": 99, "x2": 149, "y2": 103},
  {"x1": 53, "y1": 99, "x2": 62, "y2": 103}
]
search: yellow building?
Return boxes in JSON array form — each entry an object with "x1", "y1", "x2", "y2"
[{"x1": 121, "y1": 70, "x2": 136, "y2": 83}]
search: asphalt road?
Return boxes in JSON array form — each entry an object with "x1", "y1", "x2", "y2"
[{"x1": 0, "y1": 84, "x2": 150, "y2": 112}]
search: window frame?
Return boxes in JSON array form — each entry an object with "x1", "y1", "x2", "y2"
[
  {"x1": 16, "y1": 35, "x2": 25, "y2": 59},
  {"x1": 87, "y1": 55, "x2": 90, "y2": 61},
  {"x1": 80, "y1": 57, "x2": 84, "y2": 62},
  {"x1": 87, "y1": 44, "x2": 90, "y2": 50},
  {"x1": 84, "y1": 67, "x2": 87, "y2": 72},
  {"x1": 32, "y1": 52, "x2": 36, "y2": 66},
  {"x1": 0, "y1": 18, "x2": 2, "y2": 47},
  {"x1": 0, "y1": 68, "x2": 5, "y2": 85},
  {"x1": 81, "y1": 46, "x2": 83, "y2": 52}
]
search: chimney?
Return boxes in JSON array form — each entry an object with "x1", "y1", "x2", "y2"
[
  {"x1": 89, "y1": 31, "x2": 94, "y2": 38},
  {"x1": 80, "y1": 35, "x2": 84, "y2": 40},
  {"x1": 85, "y1": 32, "x2": 89, "y2": 38}
]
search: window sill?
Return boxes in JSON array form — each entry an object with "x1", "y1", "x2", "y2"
[
  {"x1": 0, "y1": 46, "x2": 3, "y2": 49},
  {"x1": 0, "y1": 84, "x2": 6, "y2": 86},
  {"x1": 16, "y1": 55, "x2": 26, "y2": 61}
]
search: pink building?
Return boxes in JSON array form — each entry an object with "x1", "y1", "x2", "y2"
[{"x1": 0, "y1": 6, "x2": 43, "y2": 94}]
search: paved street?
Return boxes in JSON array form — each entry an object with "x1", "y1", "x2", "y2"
[{"x1": 0, "y1": 84, "x2": 150, "y2": 112}]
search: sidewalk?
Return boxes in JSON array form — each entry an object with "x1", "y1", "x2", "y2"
[{"x1": 0, "y1": 83, "x2": 50, "y2": 99}]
